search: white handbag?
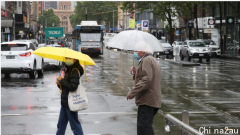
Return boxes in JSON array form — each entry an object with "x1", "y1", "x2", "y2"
[{"x1": 68, "y1": 68, "x2": 89, "y2": 112}]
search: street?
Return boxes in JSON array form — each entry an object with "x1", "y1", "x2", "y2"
[{"x1": 2, "y1": 49, "x2": 240, "y2": 135}]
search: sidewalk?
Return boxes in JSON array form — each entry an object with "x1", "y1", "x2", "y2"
[{"x1": 217, "y1": 54, "x2": 240, "y2": 61}]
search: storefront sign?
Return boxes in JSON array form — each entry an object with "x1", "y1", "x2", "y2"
[
  {"x1": 204, "y1": 29, "x2": 212, "y2": 33},
  {"x1": 208, "y1": 19, "x2": 215, "y2": 25},
  {"x1": 215, "y1": 20, "x2": 226, "y2": 24},
  {"x1": 227, "y1": 17, "x2": 234, "y2": 24}
]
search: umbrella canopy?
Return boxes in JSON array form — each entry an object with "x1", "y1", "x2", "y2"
[
  {"x1": 32, "y1": 47, "x2": 96, "y2": 81},
  {"x1": 107, "y1": 30, "x2": 164, "y2": 52}
]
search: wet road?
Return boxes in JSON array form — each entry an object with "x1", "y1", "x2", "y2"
[{"x1": 2, "y1": 49, "x2": 240, "y2": 135}]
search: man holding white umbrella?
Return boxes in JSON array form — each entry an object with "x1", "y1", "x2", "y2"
[{"x1": 127, "y1": 41, "x2": 161, "y2": 135}]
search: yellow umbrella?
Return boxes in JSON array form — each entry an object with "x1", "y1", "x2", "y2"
[{"x1": 32, "y1": 47, "x2": 96, "y2": 82}]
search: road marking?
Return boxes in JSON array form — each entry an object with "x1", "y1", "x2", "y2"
[{"x1": 1, "y1": 111, "x2": 137, "y2": 116}]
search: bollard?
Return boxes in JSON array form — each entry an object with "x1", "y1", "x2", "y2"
[{"x1": 182, "y1": 110, "x2": 189, "y2": 135}]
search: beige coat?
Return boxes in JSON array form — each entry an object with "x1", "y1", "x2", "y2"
[{"x1": 128, "y1": 55, "x2": 161, "y2": 108}]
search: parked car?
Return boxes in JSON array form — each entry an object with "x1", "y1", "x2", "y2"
[
  {"x1": 155, "y1": 41, "x2": 173, "y2": 59},
  {"x1": 198, "y1": 39, "x2": 221, "y2": 57},
  {"x1": 31, "y1": 39, "x2": 39, "y2": 47},
  {"x1": 1, "y1": 41, "x2": 44, "y2": 78},
  {"x1": 179, "y1": 40, "x2": 211, "y2": 62},
  {"x1": 172, "y1": 41, "x2": 183, "y2": 56},
  {"x1": 43, "y1": 44, "x2": 63, "y2": 69}
]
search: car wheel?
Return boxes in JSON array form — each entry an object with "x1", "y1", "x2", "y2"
[
  {"x1": 29, "y1": 63, "x2": 38, "y2": 79},
  {"x1": 206, "y1": 57, "x2": 210, "y2": 62},
  {"x1": 180, "y1": 52, "x2": 184, "y2": 61},
  {"x1": 187, "y1": 52, "x2": 191, "y2": 62},
  {"x1": 38, "y1": 60, "x2": 44, "y2": 78}
]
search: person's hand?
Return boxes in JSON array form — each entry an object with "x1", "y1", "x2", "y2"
[
  {"x1": 57, "y1": 76, "x2": 63, "y2": 81},
  {"x1": 126, "y1": 94, "x2": 133, "y2": 100},
  {"x1": 130, "y1": 66, "x2": 136, "y2": 75}
]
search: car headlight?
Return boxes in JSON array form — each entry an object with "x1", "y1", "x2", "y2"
[{"x1": 157, "y1": 52, "x2": 159, "y2": 55}]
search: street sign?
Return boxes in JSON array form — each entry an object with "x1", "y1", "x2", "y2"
[
  {"x1": 136, "y1": 20, "x2": 141, "y2": 29},
  {"x1": 176, "y1": 30, "x2": 179, "y2": 36},
  {"x1": 141, "y1": 20, "x2": 149, "y2": 31},
  {"x1": 208, "y1": 19, "x2": 215, "y2": 25},
  {"x1": 227, "y1": 17, "x2": 234, "y2": 24}
]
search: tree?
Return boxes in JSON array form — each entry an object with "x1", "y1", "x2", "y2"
[
  {"x1": 37, "y1": 9, "x2": 60, "y2": 32},
  {"x1": 69, "y1": 1, "x2": 118, "y2": 29},
  {"x1": 121, "y1": 1, "x2": 183, "y2": 44}
]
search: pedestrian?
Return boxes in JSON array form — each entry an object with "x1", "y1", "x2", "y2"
[
  {"x1": 56, "y1": 57, "x2": 84, "y2": 135},
  {"x1": 127, "y1": 41, "x2": 161, "y2": 135}
]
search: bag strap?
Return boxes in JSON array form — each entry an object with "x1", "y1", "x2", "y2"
[{"x1": 71, "y1": 68, "x2": 81, "y2": 81}]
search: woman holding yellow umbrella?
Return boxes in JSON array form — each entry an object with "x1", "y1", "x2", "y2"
[
  {"x1": 56, "y1": 57, "x2": 84, "y2": 135},
  {"x1": 32, "y1": 47, "x2": 96, "y2": 135}
]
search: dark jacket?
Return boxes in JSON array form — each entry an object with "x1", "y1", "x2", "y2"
[{"x1": 58, "y1": 61, "x2": 84, "y2": 106}]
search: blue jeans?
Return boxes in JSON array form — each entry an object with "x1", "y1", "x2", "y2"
[{"x1": 56, "y1": 106, "x2": 84, "y2": 135}]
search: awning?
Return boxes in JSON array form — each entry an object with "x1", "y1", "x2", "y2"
[{"x1": 1, "y1": 20, "x2": 13, "y2": 28}]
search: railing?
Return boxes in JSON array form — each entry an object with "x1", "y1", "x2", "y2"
[{"x1": 164, "y1": 110, "x2": 204, "y2": 135}]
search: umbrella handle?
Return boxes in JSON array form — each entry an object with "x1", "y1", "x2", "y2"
[
  {"x1": 84, "y1": 62, "x2": 87, "y2": 82},
  {"x1": 58, "y1": 83, "x2": 62, "y2": 94}
]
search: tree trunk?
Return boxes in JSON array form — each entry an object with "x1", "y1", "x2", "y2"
[
  {"x1": 219, "y1": 2, "x2": 223, "y2": 54},
  {"x1": 168, "y1": 19, "x2": 174, "y2": 45},
  {"x1": 194, "y1": 4, "x2": 199, "y2": 39}
]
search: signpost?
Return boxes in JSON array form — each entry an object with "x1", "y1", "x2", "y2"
[
  {"x1": 141, "y1": 20, "x2": 149, "y2": 32},
  {"x1": 176, "y1": 30, "x2": 179, "y2": 36}
]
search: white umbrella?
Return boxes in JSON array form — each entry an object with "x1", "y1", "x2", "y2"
[{"x1": 107, "y1": 30, "x2": 164, "y2": 52}]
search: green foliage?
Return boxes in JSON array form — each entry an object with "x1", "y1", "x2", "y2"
[
  {"x1": 121, "y1": 1, "x2": 184, "y2": 44},
  {"x1": 69, "y1": 1, "x2": 118, "y2": 28},
  {"x1": 37, "y1": 9, "x2": 60, "y2": 32}
]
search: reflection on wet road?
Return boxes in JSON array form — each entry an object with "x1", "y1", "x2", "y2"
[{"x1": 2, "y1": 49, "x2": 240, "y2": 134}]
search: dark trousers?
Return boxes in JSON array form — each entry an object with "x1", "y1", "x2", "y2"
[
  {"x1": 137, "y1": 105, "x2": 159, "y2": 135},
  {"x1": 56, "y1": 106, "x2": 84, "y2": 135}
]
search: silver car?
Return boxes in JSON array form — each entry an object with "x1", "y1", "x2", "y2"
[{"x1": 179, "y1": 40, "x2": 211, "y2": 62}]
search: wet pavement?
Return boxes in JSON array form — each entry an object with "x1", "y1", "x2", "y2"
[{"x1": 1, "y1": 49, "x2": 240, "y2": 135}]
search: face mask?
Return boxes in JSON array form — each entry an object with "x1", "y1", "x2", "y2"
[
  {"x1": 134, "y1": 52, "x2": 140, "y2": 60},
  {"x1": 65, "y1": 59, "x2": 74, "y2": 66}
]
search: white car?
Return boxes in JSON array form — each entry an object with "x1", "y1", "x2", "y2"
[
  {"x1": 1, "y1": 42, "x2": 44, "y2": 78},
  {"x1": 43, "y1": 45, "x2": 62, "y2": 69},
  {"x1": 198, "y1": 39, "x2": 221, "y2": 57}
]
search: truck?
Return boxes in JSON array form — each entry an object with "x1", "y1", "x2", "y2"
[{"x1": 72, "y1": 21, "x2": 104, "y2": 57}]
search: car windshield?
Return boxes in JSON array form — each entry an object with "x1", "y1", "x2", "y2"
[
  {"x1": 203, "y1": 40, "x2": 216, "y2": 45},
  {"x1": 1, "y1": 44, "x2": 28, "y2": 51},
  {"x1": 161, "y1": 43, "x2": 172, "y2": 47},
  {"x1": 189, "y1": 42, "x2": 206, "y2": 47},
  {"x1": 177, "y1": 42, "x2": 183, "y2": 45},
  {"x1": 80, "y1": 33, "x2": 101, "y2": 41}
]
